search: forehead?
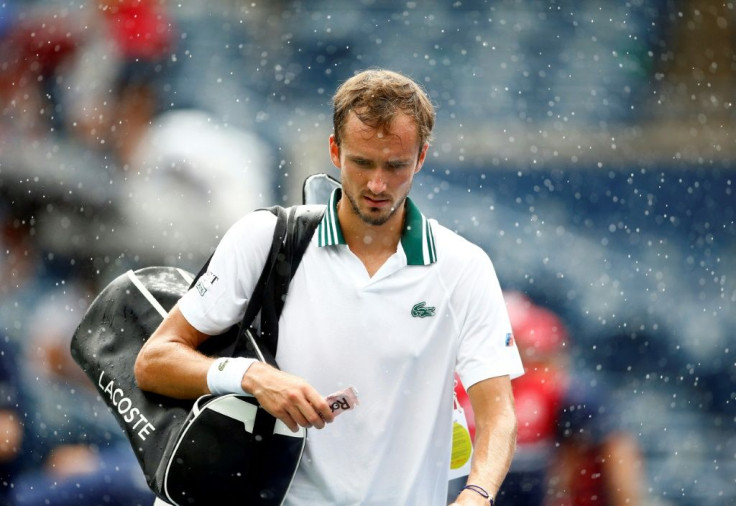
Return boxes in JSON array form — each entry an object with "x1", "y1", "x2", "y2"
[{"x1": 341, "y1": 111, "x2": 421, "y2": 156}]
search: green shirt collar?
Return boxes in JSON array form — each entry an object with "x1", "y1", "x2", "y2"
[{"x1": 316, "y1": 188, "x2": 437, "y2": 265}]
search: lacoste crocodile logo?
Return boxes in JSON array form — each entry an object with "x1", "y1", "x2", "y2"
[
  {"x1": 411, "y1": 301, "x2": 435, "y2": 318},
  {"x1": 218, "y1": 359, "x2": 229, "y2": 371}
]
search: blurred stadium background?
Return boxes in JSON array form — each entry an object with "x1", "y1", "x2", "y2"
[{"x1": 1, "y1": 1, "x2": 734, "y2": 505}]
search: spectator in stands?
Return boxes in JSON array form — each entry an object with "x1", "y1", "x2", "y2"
[
  {"x1": 54, "y1": 0, "x2": 275, "y2": 268},
  {"x1": 11, "y1": 281, "x2": 157, "y2": 506},
  {"x1": 497, "y1": 292, "x2": 569, "y2": 505},
  {"x1": 464, "y1": 292, "x2": 646, "y2": 505},
  {"x1": 0, "y1": 1, "x2": 83, "y2": 137},
  {"x1": 547, "y1": 375, "x2": 645, "y2": 506},
  {"x1": 0, "y1": 213, "x2": 66, "y2": 380},
  {"x1": 101, "y1": 60, "x2": 275, "y2": 266},
  {"x1": 505, "y1": 292, "x2": 646, "y2": 505}
]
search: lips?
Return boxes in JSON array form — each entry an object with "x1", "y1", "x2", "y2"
[{"x1": 363, "y1": 195, "x2": 390, "y2": 207}]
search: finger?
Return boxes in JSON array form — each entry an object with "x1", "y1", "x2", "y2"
[
  {"x1": 270, "y1": 401, "x2": 301, "y2": 433},
  {"x1": 301, "y1": 396, "x2": 332, "y2": 429},
  {"x1": 287, "y1": 404, "x2": 313, "y2": 430},
  {"x1": 289, "y1": 388, "x2": 332, "y2": 428},
  {"x1": 309, "y1": 394, "x2": 335, "y2": 424},
  {"x1": 293, "y1": 394, "x2": 334, "y2": 430},
  {"x1": 306, "y1": 405, "x2": 327, "y2": 430},
  {"x1": 280, "y1": 411, "x2": 299, "y2": 433}
]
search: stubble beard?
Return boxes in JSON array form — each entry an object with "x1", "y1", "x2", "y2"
[{"x1": 344, "y1": 188, "x2": 410, "y2": 226}]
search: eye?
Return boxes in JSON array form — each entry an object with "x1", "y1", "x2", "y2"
[{"x1": 387, "y1": 161, "x2": 410, "y2": 171}]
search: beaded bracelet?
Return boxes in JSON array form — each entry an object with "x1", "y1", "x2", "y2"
[{"x1": 462, "y1": 484, "x2": 495, "y2": 505}]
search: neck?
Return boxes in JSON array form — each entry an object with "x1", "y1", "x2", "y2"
[
  {"x1": 116, "y1": 120, "x2": 148, "y2": 167},
  {"x1": 337, "y1": 198, "x2": 405, "y2": 276}
]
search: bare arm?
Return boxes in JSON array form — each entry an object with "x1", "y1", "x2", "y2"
[
  {"x1": 134, "y1": 303, "x2": 212, "y2": 398},
  {"x1": 0, "y1": 410, "x2": 22, "y2": 463},
  {"x1": 546, "y1": 433, "x2": 644, "y2": 506},
  {"x1": 601, "y1": 432, "x2": 645, "y2": 506},
  {"x1": 451, "y1": 375, "x2": 517, "y2": 505},
  {"x1": 134, "y1": 303, "x2": 334, "y2": 431}
]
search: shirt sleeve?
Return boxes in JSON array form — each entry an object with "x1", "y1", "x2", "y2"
[
  {"x1": 178, "y1": 209, "x2": 277, "y2": 335},
  {"x1": 453, "y1": 245, "x2": 525, "y2": 389}
]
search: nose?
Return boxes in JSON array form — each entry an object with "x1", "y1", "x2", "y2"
[{"x1": 367, "y1": 171, "x2": 387, "y2": 195}]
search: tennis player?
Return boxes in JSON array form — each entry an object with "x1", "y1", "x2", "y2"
[{"x1": 137, "y1": 68, "x2": 524, "y2": 505}]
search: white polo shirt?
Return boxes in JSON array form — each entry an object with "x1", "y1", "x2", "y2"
[{"x1": 180, "y1": 189, "x2": 524, "y2": 506}]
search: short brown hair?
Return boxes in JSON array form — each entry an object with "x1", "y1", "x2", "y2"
[{"x1": 332, "y1": 69, "x2": 435, "y2": 149}]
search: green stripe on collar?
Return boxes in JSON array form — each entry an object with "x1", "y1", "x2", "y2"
[
  {"x1": 316, "y1": 188, "x2": 437, "y2": 265},
  {"x1": 317, "y1": 188, "x2": 345, "y2": 246},
  {"x1": 401, "y1": 197, "x2": 437, "y2": 265}
]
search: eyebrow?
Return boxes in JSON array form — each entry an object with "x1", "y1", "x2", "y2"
[
  {"x1": 347, "y1": 155, "x2": 371, "y2": 163},
  {"x1": 386, "y1": 159, "x2": 412, "y2": 168},
  {"x1": 347, "y1": 155, "x2": 412, "y2": 167}
]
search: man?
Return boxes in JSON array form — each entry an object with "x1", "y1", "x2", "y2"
[
  {"x1": 135, "y1": 69, "x2": 523, "y2": 505},
  {"x1": 499, "y1": 292, "x2": 645, "y2": 506}
]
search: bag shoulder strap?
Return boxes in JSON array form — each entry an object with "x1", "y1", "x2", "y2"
[
  {"x1": 191, "y1": 205, "x2": 325, "y2": 366},
  {"x1": 240, "y1": 204, "x2": 324, "y2": 504},
  {"x1": 256, "y1": 204, "x2": 325, "y2": 363},
  {"x1": 237, "y1": 205, "x2": 289, "y2": 343}
]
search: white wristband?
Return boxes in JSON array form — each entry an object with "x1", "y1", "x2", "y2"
[{"x1": 206, "y1": 357, "x2": 256, "y2": 396}]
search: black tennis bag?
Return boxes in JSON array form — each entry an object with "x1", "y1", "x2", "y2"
[{"x1": 71, "y1": 204, "x2": 325, "y2": 505}]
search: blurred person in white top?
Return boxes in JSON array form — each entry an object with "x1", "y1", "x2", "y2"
[
  {"x1": 111, "y1": 64, "x2": 273, "y2": 264},
  {"x1": 62, "y1": 2, "x2": 274, "y2": 265}
]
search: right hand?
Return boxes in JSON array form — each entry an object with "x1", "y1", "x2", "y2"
[{"x1": 243, "y1": 362, "x2": 335, "y2": 432}]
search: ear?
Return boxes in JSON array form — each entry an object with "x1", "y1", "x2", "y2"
[
  {"x1": 414, "y1": 143, "x2": 429, "y2": 174},
  {"x1": 329, "y1": 134, "x2": 341, "y2": 168}
]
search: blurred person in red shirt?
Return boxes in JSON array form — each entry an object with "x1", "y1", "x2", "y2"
[{"x1": 456, "y1": 292, "x2": 645, "y2": 506}]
